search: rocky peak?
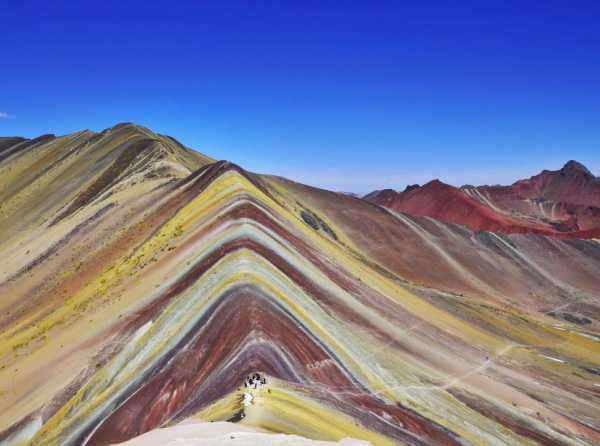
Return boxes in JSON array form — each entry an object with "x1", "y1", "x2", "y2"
[{"x1": 561, "y1": 160, "x2": 593, "y2": 177}]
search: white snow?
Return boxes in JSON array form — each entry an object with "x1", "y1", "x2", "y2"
[{"x1": 540, "y1": 355, "x2": 565, "y2": 363}]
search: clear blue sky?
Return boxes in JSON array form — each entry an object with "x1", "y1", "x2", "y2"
[{"x1": 1, "y1": 1, "x2": 599, "y2": 193}]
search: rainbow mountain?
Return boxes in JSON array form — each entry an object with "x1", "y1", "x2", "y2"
[{"x1": 0, "y1": 124, "x2": 599, "y2": 446}]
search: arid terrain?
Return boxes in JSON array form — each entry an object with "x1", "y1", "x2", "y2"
[{"x1": 1, "y1": 124, "x2": 599, "y2": 446}]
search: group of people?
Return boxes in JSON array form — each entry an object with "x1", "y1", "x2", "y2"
[{"x1": 245, "y1": 372, "x2": 266, "y2": 389}]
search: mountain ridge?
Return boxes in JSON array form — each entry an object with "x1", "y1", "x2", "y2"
[
  {"x1": 365, "y1": 160, "x2": 600, "y2": 238},
  {"x1": 1, "y1": 124, "x2": 599, "y2": 446}
]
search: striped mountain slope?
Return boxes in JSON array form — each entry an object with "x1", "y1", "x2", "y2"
[{"x1": 0, "y1": 125, "x2": 599, "y2": 446}]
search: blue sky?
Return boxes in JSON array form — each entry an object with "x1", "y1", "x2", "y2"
[{"x1": 1, "y1": 1, "x2": 599, "y2": 193}]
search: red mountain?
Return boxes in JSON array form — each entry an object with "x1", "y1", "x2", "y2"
[{"x1": 365, "y1": 161, "x2": 600, "y2": 238}]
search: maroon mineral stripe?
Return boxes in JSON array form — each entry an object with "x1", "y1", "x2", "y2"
[
  {"x1": 447, "y1": 388, "x2": 574, "y2": 446},
  {"x1": 85, "y1": 290, "x2": 352, "y2": 445},
  {"x1": 86, "y1": 288, "x2": 463, "y2": 446}
]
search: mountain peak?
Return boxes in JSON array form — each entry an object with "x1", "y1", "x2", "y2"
[
  {"x1": 403, "y1": 184, "x2": 420, "y2": 193},
  {"x1": 561, "y1": 160, "x2": 593, "y2": 176},
  {"x1": 423, "y1": 178, "x2": 452, "y2": 189}
]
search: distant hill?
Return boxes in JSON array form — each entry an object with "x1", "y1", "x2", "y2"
[{"x1": 365, "y1": 160, "x2": 600, "y2": 238}]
